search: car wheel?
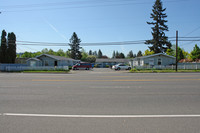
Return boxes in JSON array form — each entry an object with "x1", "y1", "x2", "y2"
[
  {"x1": 117, "y1": 67, "x2": 120, "y2": 70},
  {"x1": 128, "y1": 67, "x2": 131, "y2": 70}
]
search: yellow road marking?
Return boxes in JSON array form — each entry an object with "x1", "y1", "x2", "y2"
[
  {"x1": 100, "y1": 75, "x2": 200, "y2": 78},
  {"x1": 167, "y1": 76, "x2": 200, "y2": 78}
]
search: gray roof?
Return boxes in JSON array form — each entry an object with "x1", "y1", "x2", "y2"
[
  {"x1": 36, "y1": 54, "x2": 79, "y2": 61},
  {"x1": 26, "y1": 58, "x2": 41, "y2": 62},
  {"x1": 96, "y1": 58, "x2": 130, "y2": 63},
  {"x1": 136, "y1": 53, "x2": 176, "y2": 59}
]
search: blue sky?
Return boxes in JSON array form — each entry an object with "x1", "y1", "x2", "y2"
[{"x1": 1, "y1": 0, "x2": 200, "y2": 57}]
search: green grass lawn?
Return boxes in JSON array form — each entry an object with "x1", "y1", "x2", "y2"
[
  {"x1": 23, "y1": 70, "x2": 70, "y2": 73},
  {"x1": 129, "y1": 69, "x2": 200, "y2": 73}
]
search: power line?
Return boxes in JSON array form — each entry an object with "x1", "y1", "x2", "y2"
[
  {"x1": 0, "y1": 0, "x2": 136, "y2": 9},
  {"x1": 179, "y1": 26, "x2": 200, "y2": 46},
  {"x1": 1, "y1": 0, "x2": 187, "y2": 13},
  {"x1": 184, "y1": 26, "x2": 200, "y2": 37},
  {"x1": 16, "y1": 40, "x2": 147, "y2": 46},
  {"x1": 0, "y1": 0, "x2": 147, "y2": 13},
  {"x1": 17, "y1": 41, "x2": 68, "y2": 45},
  {"x1": 15, "y1": 37, "x2": 199, "y2": 47},
  {"x1": 169, "y1": 37, "x2": 200, "y2": 39},
  {"x1": 170, "y1": 40, "x2": 200, "y2": 42}
]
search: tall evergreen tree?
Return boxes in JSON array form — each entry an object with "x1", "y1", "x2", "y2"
[
  {"x1": 0, "y1": 30, "x2": 7, "y2": 63},
  {"x1": 116, "y1": 51, "x2": 119, "y2": 58},
  {"x1": 119, "y1": 53, "x2": 125, "y2": 58},
  {"x1": 127, "y1": 50, "x2": 134, "y2": 58},
  {"x1": 93, "y1": 51, "x2": 97, "y2": 57},
  {"x1": 112, "y1": 51, "x2": 116, "y2": 58},
  {"x1": 97, "y1": 49, "x2": 102, "y2": 58},
  {"x1": 7, "y1": 32, "x2": 16, "y2": 63},
  {"x1": 145, "y1": 0, "x2": 171, "y2": 53},
  {"x1": 69, "y1": 32, "x2": 82, "y2": 60},
  {"x1": 89, "y1": 50, "x2": 92, "y2": 55},
  {"x1": 137, "y1": 50, "x2": 143, "y2": 57}
]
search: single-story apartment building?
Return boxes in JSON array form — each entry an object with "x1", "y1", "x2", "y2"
[
  {"x1": 15, "y1": 58, "x2": 29, "y2": 64},
  {"x1": 95, "y1": 58, "x2": 130, "y2": 68},
  {"x1": 130, "y1": 53, "x2": 176, "y2": 67},
  {"x1": 27, "y1": 54, "x2": 80, "y2": 67}
]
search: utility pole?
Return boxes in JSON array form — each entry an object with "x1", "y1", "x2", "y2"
[{"x1": 176, "y1": 30, "x2": 178, "y2": 72}]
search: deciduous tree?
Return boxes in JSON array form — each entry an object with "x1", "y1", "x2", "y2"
[
  {"x1": 86, "y1": 55, "x2": 96, "y2": 63},
  {"x1": 166, "y1": 45, "x2": 189, "y2": 61},
  {"x1": 190, "y1": 44, "x2": 200, "y2": 61},
  {"x1": 144, "y1": 49, "x2": 155, "y2": 56}
]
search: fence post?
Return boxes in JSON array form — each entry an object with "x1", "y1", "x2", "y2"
[{"x1": 196, "y1": 64, "x2": 198, "y2": 70}]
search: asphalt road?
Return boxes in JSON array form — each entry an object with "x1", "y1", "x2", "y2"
[{"x1": 0, "y1": 68, "x2": 200, "y2": 133}]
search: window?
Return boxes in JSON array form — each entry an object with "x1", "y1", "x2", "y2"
[
  {"x1": 140, "y1": 60, "x2": 144, "y2": 66},
  {"x1": 30, "y1": 61, "x2": 36, "y2": 67},
  {"x1": 149, "y1": 59, "x2": 154, "y2": 65},
  {"x1": 158, "y1": 58, "x2": 162, "y2": 65},
  {"x1": 45, "y1": 61, "x2": 49, "y2": 66}
]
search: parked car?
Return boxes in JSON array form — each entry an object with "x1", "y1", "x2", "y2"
[
  {"x1": 72, "y1": 63, "x2": 92, "y2": 70},
  {"x1": 112, "y1": 64, "x2": 131, "y2": 70}
]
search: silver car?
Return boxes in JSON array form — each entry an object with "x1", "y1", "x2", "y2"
[{"x1": 112, "y1": 64, "x2": 131, "y2": 70}]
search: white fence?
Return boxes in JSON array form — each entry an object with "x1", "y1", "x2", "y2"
[
  {"x1": 22, "y1": 66, "x2": 69, "y2": 71},
  {"x1": 134, "y1": 64, "x2": 200, "y2": 70},
  {"x1": 0, "y1": 64, "x2": 69, "y2": 72}
]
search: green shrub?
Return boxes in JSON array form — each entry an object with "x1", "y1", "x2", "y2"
[
  {"x1": 130, "y1": 68, "x2": 137, "y2": 72},
  {"x1": 94, "y1": 64, "x2": 98, "y2": 68},
  {"x1": 105, "y1": 65, "x2": 110, "y2": 68}
]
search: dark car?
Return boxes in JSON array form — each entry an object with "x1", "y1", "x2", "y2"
[{"x1": 72, "y1": 63, "x2": 92, "y2": 70}]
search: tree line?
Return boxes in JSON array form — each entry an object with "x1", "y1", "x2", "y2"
[
  {"x1": 166, "y1": 44, "x2": 200, "y2": 62},
  {"x1": 0, "y1": 30, "x2": 16, "y2": 63}
]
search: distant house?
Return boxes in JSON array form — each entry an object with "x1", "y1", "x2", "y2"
[
  {"x1": 15, "y1": 58, "x2": 29, "y2": 64},
  {"x1": 130, "y1": 53, "x2": 176, "y2": 67},
  {"x1": 95, "y1": 58, "x2": 130, "y2": 68},
  {"x1": 179, "y1": 58, "x2": 200, "y2": 63},
  {"x1": 26, "y1": 54, "x2": 80, "y2": 67}
]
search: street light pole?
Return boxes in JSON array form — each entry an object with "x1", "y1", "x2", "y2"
[{"x1": 176, "y1": 31, "x2": 178, "y2": 72}]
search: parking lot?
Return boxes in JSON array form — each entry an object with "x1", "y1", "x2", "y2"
[{"x1": 0, "y1": 69, "x2": 200, "y2": 133}]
